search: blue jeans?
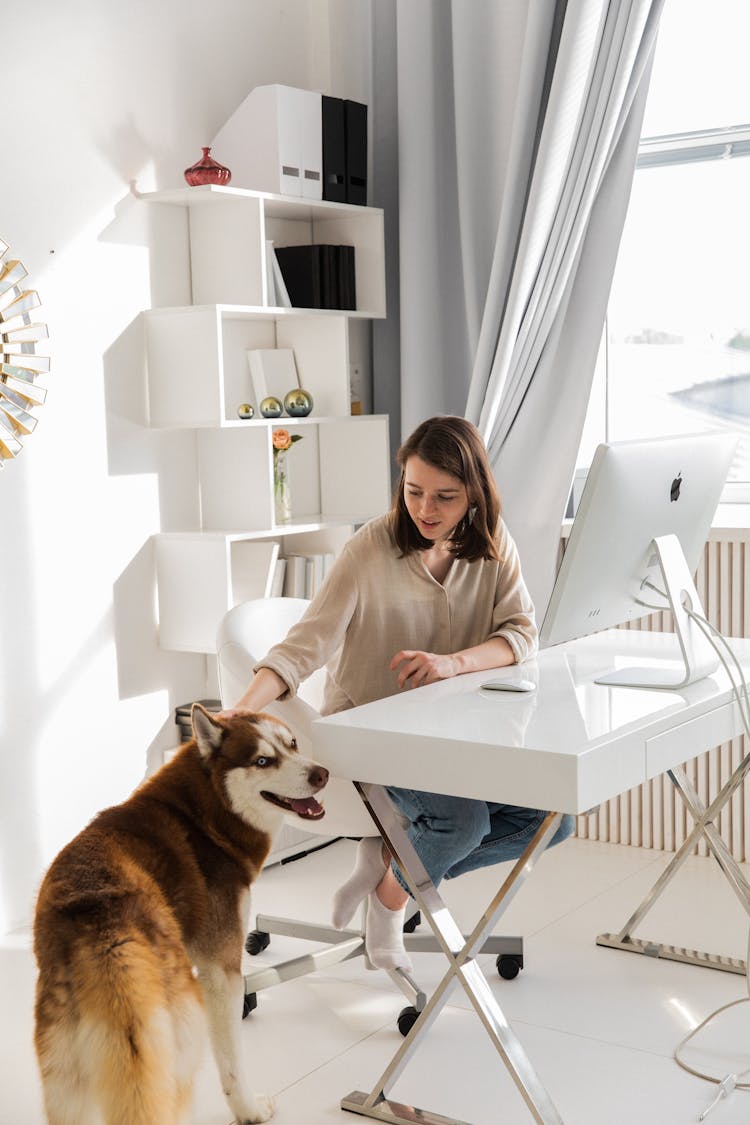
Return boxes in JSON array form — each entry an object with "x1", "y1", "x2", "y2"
[{"x1": 385, "y1": 787, "x2": 576, "y2": 895}]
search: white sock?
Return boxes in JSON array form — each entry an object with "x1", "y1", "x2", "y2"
[
  {"x1": 365, "y1": 892, "x2": 413, "y2": 973},
  {"x1": 332, "y1": 837, "x2": 387, "y2": 929}
]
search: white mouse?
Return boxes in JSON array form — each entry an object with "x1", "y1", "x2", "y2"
[{"x1": 481, "y1": 679, "x2": 536, "y2": 693}]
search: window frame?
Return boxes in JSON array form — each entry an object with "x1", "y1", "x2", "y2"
[{"x1": 595, "y1": 121, "x2": 750, "y2": 506}]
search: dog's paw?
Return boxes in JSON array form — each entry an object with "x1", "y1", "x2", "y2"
[{"x1": 236, "y1": 1093, "x2": 275, "y2": 1123}]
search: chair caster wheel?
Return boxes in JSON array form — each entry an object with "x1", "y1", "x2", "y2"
[
  {"x1": 242, "y1": 992, "x2": 257, "y2": 1019},
  {"x1": 245, "y1": 930, "x2": 270, "y2": 956},
  {"x1": 496, "y1": 953, "x2": 523, "y2": 980},
  {"x1": 397, "y1": 1005, "x2": 420, "y2": 1037},
  {"x1": 403, "y1": 910, "x2": 421, "y2": 934}
]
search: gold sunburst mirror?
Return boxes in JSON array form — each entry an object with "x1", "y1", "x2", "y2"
[{"x1": 0, "y1": 238, "x2": 49, "y2": 465}]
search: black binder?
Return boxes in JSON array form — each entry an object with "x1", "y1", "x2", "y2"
[
  {"x1": 274, "y1": 246, "x2": 323, "y2": 309},
  {"x1": 322, "y1": 95, "x2": 347, "y2": 203},
  {"x1": 275, "y1": 244, "x2": 357, "y2": 311},
  {"x1": 337, "y1": 245, "x2": 356, "y2": 310},
  {"x1": 344, "y1": 99, "x2": 367, "y2": 205}
]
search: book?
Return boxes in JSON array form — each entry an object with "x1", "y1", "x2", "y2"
[
  {"x1": 282, "y1": 554, "x2": 308, "y2": 598},
  {"x1": 264, "y1": 240, "x2": 277, "y2": 306},
  {"x1": 274, "y1": 245, "x2": 356, "y2": 311},
  {"x1": 270, "y1": 248, "x2": 291, "y2": 307},
  {"x1": 282, "y1": 552, "x2": 335, "y2": 598},
  {"x1": 270, "y1": 557, "x2": 287, "y2": 598},
  {"x1": 310, "y1": 552, "x2": 335, "y2": 596},
  {"x1": 245, "y1": 348, "x2": 299, "y2": 410},
  {"x1": 274, "y1": 245, "x2": 323, "y2": 309},
  {"x1": 320, "y1": 245, "x2": 338, "y2": 310},
  {"x1": 337, "y1": 244, "x2": 356, "y2": 310}
]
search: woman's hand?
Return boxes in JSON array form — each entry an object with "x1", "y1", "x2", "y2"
[
  {"x1": 390, "y1": 636, "x2": 516, "y2": 690},
  {"x1": 217, "y1": 706, "x2": 252, "y2": 720},
  {"x1": 390, "y1": 650, "x2": 459, "y2": 690},
  {"x1": 222, "y1": 667, "x2": 288, "y2": 718}
]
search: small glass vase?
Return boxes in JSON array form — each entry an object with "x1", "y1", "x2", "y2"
[
  {"x1": 274, "y1": 450, "x2": 292, "y2": 523},
  {"x1": 184, "y1": 146, "x2": 232, "y2": 186}
]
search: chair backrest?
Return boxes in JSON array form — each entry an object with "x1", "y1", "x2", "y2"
[{"x1": 216, "y1": 598, "x2": 375, "y2": 838}]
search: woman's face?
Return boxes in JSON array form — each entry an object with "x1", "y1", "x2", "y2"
[{"x1": 403, "y1": 455, "x2": 470, "y2": 544}]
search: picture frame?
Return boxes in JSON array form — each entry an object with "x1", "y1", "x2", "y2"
[{"x1": 245, "y1": 347, "x2": 300, "y2": 409}]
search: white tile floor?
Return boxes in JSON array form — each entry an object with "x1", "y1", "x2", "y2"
[{"x1": 6, "y1": 836, "x2": 750, "y2": 1125}]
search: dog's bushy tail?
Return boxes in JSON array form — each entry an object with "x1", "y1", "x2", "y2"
[{"x1": 35, "y1": 930, "x2": 204, "y2": 1125}]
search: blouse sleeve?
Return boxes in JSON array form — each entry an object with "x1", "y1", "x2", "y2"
[
  {"x1": 488, "y1": 521, "x2": 538, "y2": 663},
  {"x1": 253, "y1": 542, "x2": 360, "y2": 699}
]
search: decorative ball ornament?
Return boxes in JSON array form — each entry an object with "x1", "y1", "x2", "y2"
[
  {"x1": 0, "y1": 236, "x2": 49, "y2": 468},
  {"x1": 283, "y1": 388, "x2": 313, "y2": 417},
  {"x1": 237, "y1": 402, "x2": 255, "y2": 420},
  {"x1": 259, "y1": 395, "x2": 283, "y2": 418}
]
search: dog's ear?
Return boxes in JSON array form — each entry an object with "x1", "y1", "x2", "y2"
[{"x1": 191, "y1": 703, "x2": 224, "y2": 760}]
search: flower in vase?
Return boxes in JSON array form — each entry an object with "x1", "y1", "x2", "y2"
[
  {"x1": 272, "y1": 429, "x2": 302, "y2": 523},
  {"x1": 272, "y1": 428, "x2": 302, "y2": 454}
]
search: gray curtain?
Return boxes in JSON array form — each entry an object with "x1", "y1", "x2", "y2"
[
  {"x1": 372, "y1": 0, "x2": 663, "y2": 614},
  {"x1": 372, "y1": 0, "x2": 532, "y2": 455}
]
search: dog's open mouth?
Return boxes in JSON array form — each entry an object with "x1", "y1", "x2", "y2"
[{"x1": 261, "y1": 792, "x2": 326, "y2": 820}]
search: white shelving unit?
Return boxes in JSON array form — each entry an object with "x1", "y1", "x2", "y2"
[
  {"x1": 138, "y1": 184, "x2": 385, "y2": 314},
  {"x1": 139, "y1": 184, "x2": 390, "y2": 655},
  {"x1": 145, "y1": 306, "x2": 352, "y2": 425}
]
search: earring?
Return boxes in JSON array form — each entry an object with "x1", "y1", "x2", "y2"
[{"x1": 468, "y1": 506, "x2": 477, "y2": 525}]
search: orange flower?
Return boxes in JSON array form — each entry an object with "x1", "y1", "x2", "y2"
[
  {"x1": 272, "y1": 428, "x2": 303, "y2": 456},
  {"x1": 272, "y1": 428, "x2": 292, "y2": 451}
]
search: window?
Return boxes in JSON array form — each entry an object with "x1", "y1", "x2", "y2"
[{"x1": 583, "y1": 0, "x2": 750, "y2": 497}]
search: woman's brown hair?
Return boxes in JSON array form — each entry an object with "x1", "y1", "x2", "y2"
[{"x1": 390, "y1": 415, "x2": 501, "y2": 561}]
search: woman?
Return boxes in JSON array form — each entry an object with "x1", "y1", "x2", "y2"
[{"x1": 228, "y1": 415, "x2": 574, "y2": 971}]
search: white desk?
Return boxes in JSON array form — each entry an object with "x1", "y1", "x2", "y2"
[{"x1": 311, "y1": 628, "x2": 750, "y2": 1125}]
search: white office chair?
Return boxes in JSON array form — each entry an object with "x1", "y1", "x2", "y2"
[{"x1": 216, "y1": 598, "x2": 524, "y2": 1034}]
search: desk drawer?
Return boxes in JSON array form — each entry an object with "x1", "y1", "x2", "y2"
[{"x1": 645, "y1": 701, "x2": 740, "y2": 780}]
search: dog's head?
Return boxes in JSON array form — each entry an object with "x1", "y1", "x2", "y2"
[{"x1": 191, "y1": 703, "x2": 328, "y2": 836}]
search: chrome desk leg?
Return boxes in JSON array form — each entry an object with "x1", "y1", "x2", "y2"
[
  {"x1": 340, "y1": 783, "x2": 565, "y2": 1125},
  {"x1": 598, "y1": 757, "x2": 750, "y2": 974}
]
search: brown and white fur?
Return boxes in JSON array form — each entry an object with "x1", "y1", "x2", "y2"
[{"x1": 33, "y1": 703, "x2": 328, "y2": 1125}]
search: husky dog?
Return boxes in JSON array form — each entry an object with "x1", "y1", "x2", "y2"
[{"x1": 33, "y1": 703, "x2": 328, "y2": 1124}]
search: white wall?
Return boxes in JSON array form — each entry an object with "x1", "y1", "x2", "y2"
[{"x1": 0, "y1": 0, "x2": 372, "y2": 934}]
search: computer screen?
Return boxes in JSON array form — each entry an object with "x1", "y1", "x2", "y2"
[{"x1": 540, "y1": 432, "x2": 738, "y2": 689}]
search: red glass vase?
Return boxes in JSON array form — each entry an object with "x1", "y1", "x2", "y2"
[{"x1": 184, "y1": 147, "x2": 232, "y2": 187}]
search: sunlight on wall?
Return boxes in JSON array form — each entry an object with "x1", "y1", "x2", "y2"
[
  {"x1": 4, "y1": 202, "x2": 162, "y2": 896},
  {"x1": 0, "y1": 0, "x2": 372, "y2": 937},
  {"x1": 0, "y1": 190, "x2": 198, "y2": 930},
  {"x1": 36, "y1": 679, "x2": 171, "y2": 865}
]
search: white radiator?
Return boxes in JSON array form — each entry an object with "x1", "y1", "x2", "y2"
[{"x1": 576, "y1": 530, "x2": 750, "y2": 859}]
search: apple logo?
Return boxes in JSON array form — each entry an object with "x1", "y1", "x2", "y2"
[{"x1": 670, "y1": 472, "x2": 682, "y2": 502}]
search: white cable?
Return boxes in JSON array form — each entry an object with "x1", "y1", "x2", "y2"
[
  {"x1": 698, "y1": 1073, "x2": 737, "y2": 1120},
  {"x1": 674, "y1": 916, "x2": 750, "y2": 1116},
  {"x1": 661, "y1": 606, "x2": 750, "y2": 1118},
  {"x1": 683, "y1": 607, "x2": 750, "y2": 738},
  {"x1": 617, "y1": 575, "x2": 750, "y2": 1116},
  {"x1": 635, "y1": 579, "x2": 750, "y2": 738}
]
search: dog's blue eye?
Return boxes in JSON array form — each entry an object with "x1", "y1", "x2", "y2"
[{"x1": 254, "y1": 756, "x2": 269, "y2": 768}]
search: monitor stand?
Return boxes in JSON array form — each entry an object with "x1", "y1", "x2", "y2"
[{"x1": 595, "y1": 534, "x2": 719, "y2": 690}]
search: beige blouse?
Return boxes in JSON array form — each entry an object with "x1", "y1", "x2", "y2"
[{"x1": 257, "y1": 514, "x2": 537, "y2": 716}]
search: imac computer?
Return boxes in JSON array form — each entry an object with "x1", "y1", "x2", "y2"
[{"x1": 539, "y1": 431, "x2": 738, "y2": 689}]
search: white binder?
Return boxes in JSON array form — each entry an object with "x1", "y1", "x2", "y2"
[{"x1": 211, "y1": 84, "x2": 322, "y2": 198}]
